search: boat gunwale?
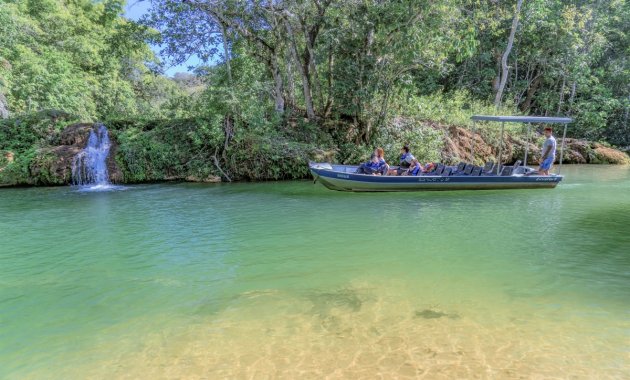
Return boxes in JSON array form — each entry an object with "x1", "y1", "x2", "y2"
[{"x1": 309, "y1": 162, "x2": 562, "y2": 191}]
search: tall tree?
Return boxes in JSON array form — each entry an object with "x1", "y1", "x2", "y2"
[{"x1": 494, "y1": 0, "x2": 523, "y2": 108}]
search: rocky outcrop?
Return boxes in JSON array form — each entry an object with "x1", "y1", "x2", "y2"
[
  {"x1": 0, "y1": 151, "x2": 14, "y2": 173},
  {"x1": 440, "y1": 125, "x2": 630, "y2": 165},
  {"x1": 28, "y1": 123, "x2": 123, "y2": 185},
  {"x1": 184, "y1": 175, "x2": 221, "y2": 183},
  {"x1": 0, "y1": 92, "x2": 9, "y2": 119}
]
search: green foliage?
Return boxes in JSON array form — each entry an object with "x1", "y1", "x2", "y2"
[
  {"x1": 227, "y1": 132, "x2": 315, "y2": 180},
  {"x1": 0, "y1": 0, "x2": 187, "y2": 120},
  {"x1": 0, "y1": 147, "x2": 36, "y2": 185},
  {"x1": 111, "y1": 118, "x2": 223, "y2": 182},
  {"x1": 111, "y1": 116, "x2": 329, "y2": 182},
  {"x1": 378, "y1": 122, "x2": 444, "y2": 165},
  {"x1": 396, "y1": 90, "x2": 512, "y2": 128},
  {"x1": 0, "y1": 110, "x2": 78, "y2": 151}
]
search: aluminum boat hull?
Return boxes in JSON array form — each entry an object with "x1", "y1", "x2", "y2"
[{"x1": 309, "y1": 163, "x2": 562, "y2": 192}]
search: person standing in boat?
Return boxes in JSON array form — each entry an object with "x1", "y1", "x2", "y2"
[
  {"x1": 538, "y1": 127, "x2": 556, "y2": 175},
  {"x1": 387, "y1": 145, "x2": 415, "y2": 175}
]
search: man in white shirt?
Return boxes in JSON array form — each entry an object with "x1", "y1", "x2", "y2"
[{"x1": 538, "y1": 127, "x2": 556, "y2": 175}]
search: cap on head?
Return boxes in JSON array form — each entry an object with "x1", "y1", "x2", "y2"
[{"x1": 544, "y1": 127, "x2": 553, "y2": 132}]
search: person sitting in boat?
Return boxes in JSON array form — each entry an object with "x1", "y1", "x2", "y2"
[
  {"x1": 423, "y1": 162, "x2": 436, "y2": 173},
  {"x1": 374, "y1": 147, "x2": 389, "y2": 173},
  {"x1": 356, "y1": 154, "x2": 383, "y2": 175},
  {"x1": 356, "y1": 148, "x2": 388, "y2": 175},
  {"x1": 401, "y1": 158, "x2": 424, "y2": 176},
  {"x1": 387, "y1": 145, "x2": 415, "y2": 175}
]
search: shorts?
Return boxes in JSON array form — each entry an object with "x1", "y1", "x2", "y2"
[{"x1": 539, "y1": 157, "x2": 554, "y2": 170}]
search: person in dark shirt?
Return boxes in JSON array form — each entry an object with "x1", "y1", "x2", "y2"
[
  {"x1": 356, "y1": 147, "x2": 388, "y2": 175},
  {"x1": 387, "y1": 145, "x2": 415, "y2": 175}
]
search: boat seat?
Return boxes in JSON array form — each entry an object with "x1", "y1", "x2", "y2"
[
  {"x1": 482, "y1": 161, "x2": 494, "y2": 171},
  {"x1": 470, "y1": 166, "x2": 482, "y2": 176},
  {"x1": 453, "y1": 162, "x2": 467, "y2": 175},
  {"x1": 463, "y1": 164, "x2": 474, "y2": 175},
  {"x1": 482, "y1": 161, "x2": 495, "y2": 174},
  {"x1": 499, "y1": 166, "x2": 514, "y2": 176},
  {"x1": 424, "y1": 163, "x2": 444, "y2": 175},
  {"x1": 442, "y1": 167, "x2": 452, "y2": 176}
]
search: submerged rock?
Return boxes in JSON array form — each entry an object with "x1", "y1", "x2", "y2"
[
  {"x1": 185, "y1": 175, "x2": 221, "y2": 183},
  {"x1": 415, "y1": 309, "x2": 460, "y2": 320}
]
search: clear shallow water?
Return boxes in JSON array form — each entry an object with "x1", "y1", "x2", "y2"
[{"x1": 1, "y1": 165, "x2": 629, "y2": 379}]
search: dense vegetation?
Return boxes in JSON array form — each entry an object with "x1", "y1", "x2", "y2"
[{"x1": 0, "y1": 0, "x2": 628, "y2": 185}]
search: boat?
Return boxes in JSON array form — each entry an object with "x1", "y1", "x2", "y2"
[{"x1": 310, "y1": 115, "x2": 572, "y2": 192}]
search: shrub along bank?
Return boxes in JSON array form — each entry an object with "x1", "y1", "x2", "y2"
[{"x1": 1, "y1": 111, "x2": 628, "y2": 187}]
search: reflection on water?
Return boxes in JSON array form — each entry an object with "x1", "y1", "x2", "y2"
[{"x1": 1, "y1": 165, "x2": 629, "y2": 378}]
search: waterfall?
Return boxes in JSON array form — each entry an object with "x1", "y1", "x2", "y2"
[{"x1": 72, "y1": 124, "x2": 111, "y2": 187}]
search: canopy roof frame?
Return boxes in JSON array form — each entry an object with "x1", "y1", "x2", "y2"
[
  {"x1": 470, "y1": 115, "x2": 572, "y2": 124},
  {"x1": 470, "y1": 115, "x2": 572, "y2": 174}
]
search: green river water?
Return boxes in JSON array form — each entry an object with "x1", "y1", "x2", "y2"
[{"x1": 1, "y1": 165, "x2": 629, "y2": 379}]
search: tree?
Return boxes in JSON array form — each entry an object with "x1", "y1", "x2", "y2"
[{"x1": 494, "y1": 0, "x2": 523, "y2": 108}]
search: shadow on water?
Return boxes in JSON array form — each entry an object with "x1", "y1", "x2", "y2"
[
  {"x1": 307, "y1": 287, "x2": 368, "y2": 315},
  {"x1": 565, "y1": 205, "x2": 630, "y2": 259},
  {"x1": 557, "y1": 204, "x2": 630, "y2": 299}
]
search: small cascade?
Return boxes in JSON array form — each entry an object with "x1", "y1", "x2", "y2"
[{"x1": 72, "y1": 124, "x2": 111, "y2": 187}]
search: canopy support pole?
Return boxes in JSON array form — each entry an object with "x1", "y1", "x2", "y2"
[
  {"x1": 523, "y1": 123, "x2": 531, "y2": 167},
  {"x1": 558, "y1": 124, "x2": 568, "y2": 174},
  {"x1": 496, "y1": 122, "x2": 505, "y2": 174},
  {"x1": 470, "y1": 121, "x2": 476, "y2": 163}
]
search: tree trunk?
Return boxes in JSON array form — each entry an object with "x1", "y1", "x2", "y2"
[
  {"x1": 284, "y1": 17, "x2": 315, "y2": 120},
  {"x1": 324, "y1": 47, "x2": 334, "y2": 117},
  {"x1": 557, "y1": 73, "x2": 566, "y2": 114},
  {"x1": 357, "y1": 26, "x2": 374, "y2": 142},
  {"x1": 218, "y1": 20, "x2": 232, "y2": 85},
  {"x1": 520, "y1": 73, "x2": 542, "y2": 113},
  {"x1": 269, "y1": 54, "x2": 285, "y2": 113},
  {"x1": 494, "y1": 0, "x2": 523, "y2": 108},
  {"x1": 625, "y1": 94, "x2": 630, "y2": 127},
  {"x1": 303, "y1": 23, "x2": 322, "y2": 111},
  {"x1": 567, "y1": 80, "x2": 577, "y2": 114},
  {"x1": 492, "y1": 50, "x2": 501, "y2": 92},
  {"x1": 222, "y1": 115, "x2": 234, "y2": 159},
  {"x1": 284, "y1": 45, "x2": 296, "y2": 108},
  {"x1": 218, "y1": 19, "x2": 234, "y2": 158}
]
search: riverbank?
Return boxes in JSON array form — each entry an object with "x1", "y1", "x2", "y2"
[{"x1": 1, "y1": 111, "x2": 628, "y2": 187}]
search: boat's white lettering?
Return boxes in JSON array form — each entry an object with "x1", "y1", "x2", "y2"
[
  {"x1": 417, "y1": 177, "x2": 450, "y2": 182},
  {"x1": 535, "y1": 177, "x2": 556, "y2": 181},
  {"x1": 337, "y1": 174, "x2": 350, "y2": 179}
]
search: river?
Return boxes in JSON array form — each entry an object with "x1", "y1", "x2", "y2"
[{"x1": 1, "y1": 165, "x2": 629, "y2": 378}]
